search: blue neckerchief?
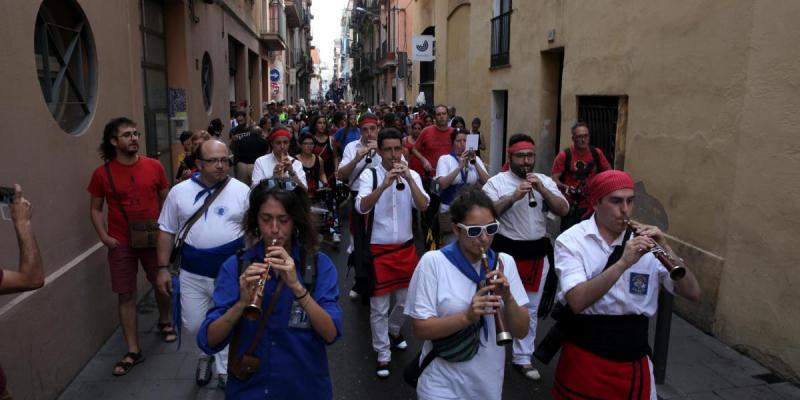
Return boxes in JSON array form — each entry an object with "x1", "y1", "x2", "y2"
[
  {"x1": 190, "y1": 173, "x2": 227, "y2": 205},
  {"x1": 452, "y1": 152, "x2": 468, "y2": 183},
  {"x1": 440, "y1": 242, "x2": 497, "y2": 342}
]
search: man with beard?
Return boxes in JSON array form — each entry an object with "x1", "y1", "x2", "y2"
[
  {"x1": 88, "y1": 117, "x2": 172, "y2": 376},
  {"x1": 482, "y1": 133, "x2": 569, "y2": 380},
  {"x1": 356, "y1": 128, "x2": 429, "y2": 378},
  {"x1": 155, "y1": 140, "x2": 250, "y2": 388}
]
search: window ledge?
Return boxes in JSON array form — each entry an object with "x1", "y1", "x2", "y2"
[{"x1": 490, "y1": 64, "x2": 511, "y2": 71}]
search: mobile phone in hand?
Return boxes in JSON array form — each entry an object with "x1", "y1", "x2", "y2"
[{"x1": 0, "y1": 186, "x2": 14, "y2": 204}]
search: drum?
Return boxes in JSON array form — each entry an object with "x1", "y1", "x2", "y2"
[{"x1": 310, "y1": 206, "x2": 330, "y2": 233}]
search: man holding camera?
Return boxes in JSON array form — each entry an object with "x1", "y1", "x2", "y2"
[
  {"x1": 1, "y1": 185, "x2": 44, "y2": 399},
  {"x1": 551, "y1": 122, "x2": 612, "y2": 232},
  {"x1": 88, "y1": 117, "x2": 172, "y2": 377}
]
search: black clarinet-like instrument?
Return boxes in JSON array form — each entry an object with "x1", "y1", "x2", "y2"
[{"x1": 626, "y1": 220, "x2": 686, "y2": 280}]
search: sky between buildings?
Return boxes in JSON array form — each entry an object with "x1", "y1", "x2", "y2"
[{"x1": 310, "y1": 0, "x2": 348, "y2": 82}]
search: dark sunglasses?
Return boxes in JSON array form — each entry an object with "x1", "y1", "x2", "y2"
[
  {"x1": 258, "y1": 177, "x2": 298, "y2": 192},
  {"x1": 456, "y1": 222, "x2": 500, "y2": 238}
]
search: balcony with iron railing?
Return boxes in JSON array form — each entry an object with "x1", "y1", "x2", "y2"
[
  {"x1": 491, "y1": 10, "x2": 511, "y2": 67},
  {"x1": 259, "y1": 0, "x2": 286, "y2": 50},
  {"x1": 285, "y1": 0, "x2": 306, "y2": 28}
]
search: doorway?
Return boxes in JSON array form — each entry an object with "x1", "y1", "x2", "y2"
[
  {"x1": 540, "y1": 48, "x2": 564, "y2": 173},
  {"x1": 419, "y1": 26, "x2": 435, "y2": 105},
  {"x1": 140, "y1": 0, "x2": 172, "y2": 178},
  {"x1": 577, "y1": 95, "x2": 628, "y2": 169},
  {"x1": 489, "y1": 90, "x2": 508, "y2": 174}
]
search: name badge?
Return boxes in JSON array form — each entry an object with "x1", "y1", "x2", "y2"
[
  {"x1": 288, "y1": 300, "x2": 311, "y2": 329},
  {"x1": 629, "y1": 272, "x2": 650, "y2": 296}
]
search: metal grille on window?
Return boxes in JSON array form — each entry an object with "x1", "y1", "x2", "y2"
[
  {"x1": 491, "y1": 0, "x2": 511, "y2": 67},
  {"x1": 34, "y1": 0, "x2": 96, "y2": 134},
  {"x1": 577, "y1": 96, "x2": 620, "y2": 166}
]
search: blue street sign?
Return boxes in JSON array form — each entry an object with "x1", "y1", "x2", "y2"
[{"x1": 270, "y1": 69, "x2": 280, "y2": 82}]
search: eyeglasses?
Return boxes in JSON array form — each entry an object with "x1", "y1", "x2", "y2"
[
  {"x1": 117, "y1": 130, "x2": 140, "y2": 138},
  {"x1": 511, "y1": 152, "x2": 535, "y2": 160},
  {"x1": 456, "y1": 222, "x2": 500, "y2": 238},
  {"x1": 258, "y1": 177, "x2": 298, "y2": 192},
  {"x1": 198, "y1": 157, "x2": 232, "y2": 166}
]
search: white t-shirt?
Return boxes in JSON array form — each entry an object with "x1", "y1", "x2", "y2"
[
  {"x1": 341, "y1": 140, "x2": 382, "y2": 192},
  {"x1": 250, "y1": 152, "x2": 307, "y2": 188},
  {"x1": 158, "y1": 177, "x2": 250, "y2": 249},
  {"x1": 405, "y1": 251, "x2": 528, "y2": 400},
  {"x1": 482, "y1": 171, "x2": 567, "y2": 241},
  {"x1": 435, "y1": 154, "x2": 486, "y2": 213},
  {"x1": 355, "y1": 164, "x2": 429, "y2": 245},
  {"x1": 554, "y1": 216, "x2": 675, "y2": 317}
]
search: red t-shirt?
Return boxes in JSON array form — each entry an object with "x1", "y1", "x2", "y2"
[
  {"x1": 403, "y1": 137, "x2": 425, "y2": 176},
  {"x1": 87, "y1": 157, "x2": 169, "y2": 245},
  {"x1": 414, "y1": 125, "x2": 453, "y2": 172},
  {"x1": 551, "y1": 145, "x2": 612, "y2": 205}
]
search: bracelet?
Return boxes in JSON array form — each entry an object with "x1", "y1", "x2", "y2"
[
  {"x1": 300, "y1": 295, "x2": 312, "y2": 308},
  {"x1": 294, "y1": 289, "x2": 309, "y2": 301},
  {"x1": 158, "y1": 266, "x2": 170, "y2": 271}
]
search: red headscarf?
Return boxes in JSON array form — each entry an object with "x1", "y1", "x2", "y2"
[
  {"x1": 268, "y1": 128, "x2": 291, "y2": 142},
  {"x1": 587, "y1": 170, "x2": 634, "y2": 206},
  {"x1": 506, "y1": 141, "x2": 536, "y2": 155}
]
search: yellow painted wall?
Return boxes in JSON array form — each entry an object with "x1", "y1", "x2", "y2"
[{"x1": 417, "y1": 0, "x2": 800, "y2": 382}]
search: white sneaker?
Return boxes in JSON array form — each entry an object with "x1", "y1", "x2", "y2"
[
  {"x1": 514, "y1": 364, "x2": 541, "y2": 381},
  {"x1": 332, "y1": 233, "x2": 342, "y2": 243},
  {"x1": 348, "y1": 290, "x2": 359, "y2": 300},
  {"x1": 390, "y1": 333, "x2": 408, "y2": 350}
]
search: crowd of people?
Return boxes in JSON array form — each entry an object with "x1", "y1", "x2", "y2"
[{"x1": 0, "y1": 98, "x2": 701, "y2": 400}]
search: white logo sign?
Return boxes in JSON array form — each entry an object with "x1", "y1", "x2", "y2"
[{"x1": 412, "y1": 35, "x2": 435, "y2": 62}]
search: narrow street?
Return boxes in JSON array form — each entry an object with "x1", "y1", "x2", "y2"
[{"x1": 57, "y1": 225, "x2": 800, "y2": 399}]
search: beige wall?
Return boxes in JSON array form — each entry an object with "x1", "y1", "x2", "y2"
[
  {"x1": 0, "y1": 1, "x2": 148, "y2": 398},
  {"x1": 0, "y1": 1, "x2": 275, "y2": 397},
  {"x1": 416, "y1": 0, "x2": 800, "y2": 383}
]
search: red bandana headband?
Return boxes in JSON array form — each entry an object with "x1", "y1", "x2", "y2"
[
  {"x1": 359, "y1": 117, "x2": 379, "y2": 127},
  {"x1": 269, "y1": 129, "x2": 291, "y2": 142},
  {"x1": 507, "y1": 141, "x2": 536, "y2": 155},
  {"x1": 587, "y1": 170, "x2": 634, "y2": 206}
]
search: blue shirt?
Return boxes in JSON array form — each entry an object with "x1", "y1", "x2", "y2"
[
  {"x1": 198, "y1": 241, "x2": 343, "y2": 399},
  {"x1": 334, "y1": 127, "x2": 360, "y2": 152}
]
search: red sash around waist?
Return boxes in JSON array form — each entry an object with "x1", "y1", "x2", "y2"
[
  {"x1": 553, "y1": 341, "x2": 652, "y2": 400},
  {"x1": 516, "y1": 258, "x2": 545, "y2": 292},
  {"x1": 370, "y1": 241, "x2": 418, "y2": 297}
]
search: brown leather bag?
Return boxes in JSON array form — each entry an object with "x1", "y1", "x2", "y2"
[
  {"x1": 104, "y1": 163, "x2": 159, "y2": 249},
  {"x1": 228, "y1": 282, "x2": 284, "y2": 381},
  {"x1": 127, "y1": 219, "x2": 160, "y2": 248}
]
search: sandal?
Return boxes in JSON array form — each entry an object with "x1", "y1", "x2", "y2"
[
  {"x1": 112, "y1": 351, "x2": 145, "y2": 377},
  {"x1": 157, "y1": 321, "x2": 178, "y2": 343}
]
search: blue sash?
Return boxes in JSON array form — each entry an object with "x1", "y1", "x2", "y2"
[
  {"x1": 181, "y1": 237, "x2": 245, "y2": 278},
  {"x1": 170, "y1": 237, "x2": 244, "y2": 350},
  {"x1": 440, "y1": 242, "x2": 497, "y2": 341}
]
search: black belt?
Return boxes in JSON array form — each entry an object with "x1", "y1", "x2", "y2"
[
  {"x1": 491, "y1": 233, "x2": 551, "y2": 260},
  {"x1": 559, "y1": 309, "x2": 650, "y2": 362}
]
